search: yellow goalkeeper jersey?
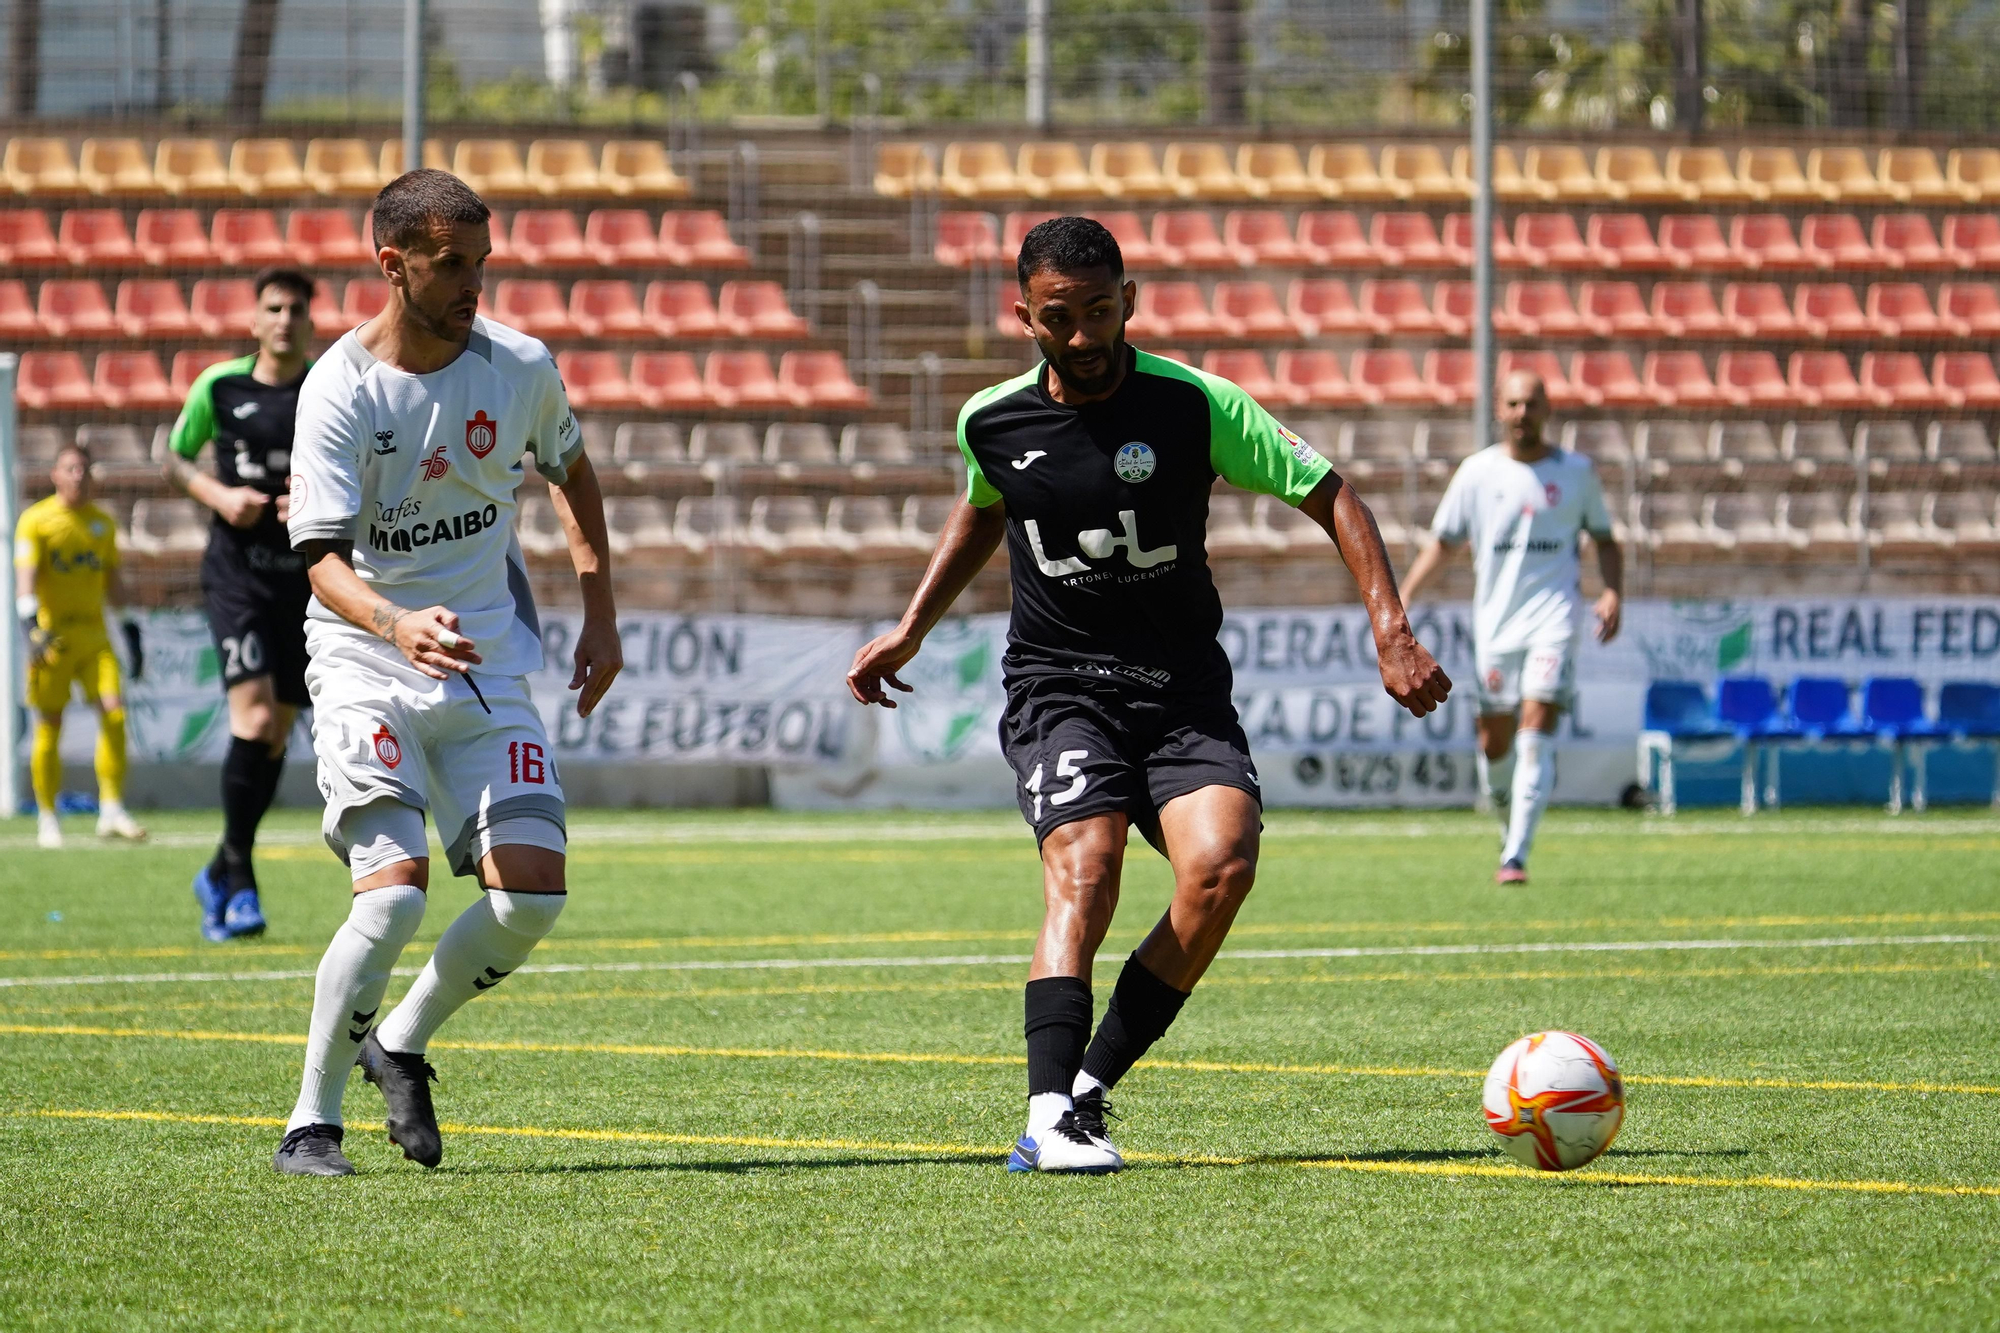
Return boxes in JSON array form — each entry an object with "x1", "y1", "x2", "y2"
[{"x1": 14, "y1": 495, "x2": 120, "y2": 631}]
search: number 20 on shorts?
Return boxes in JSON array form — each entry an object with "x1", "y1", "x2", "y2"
[{"x1": 1024, "y1": 749, "x2": 1088, "y2": 819}]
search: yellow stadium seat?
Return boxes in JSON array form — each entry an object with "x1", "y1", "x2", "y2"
[
  {"x1": 4, "y1": 137, "x2": 86, "y2": 194},
  {"x1": 599, "y1": 140, "x2": 689, "y2": 198},
  {"x1": 1663, "y1": 146, "x2": 1751, "y2": 203},
  {"x1": 1088, "y1": 143, "x2": 1173, "y2": 200},
  {"x1": 304, "y1": 139, "x2": 384, "y2": 195},
  {"x1": 1161, "y1": 142, "x2": 1246, "y2": 199},
  {"x1": 941, "y1": 142, "x2": 1021, "y2": 199},
  {"x1": 873, "y1": 142, "x2": 935, "y2": 197},
  {"x1": 1523, "y1": 144, "x2": 1601, "y2": 201},
  {"x1": 1595, "y1": 146, "x2": 1686, "y2": 203},
  {"x1": 453, "y1": 140, "x2": 535, "y2": 196},
  {"x1": 1451, "y1": 145, "x2": 1548, "y2": 202},
  {"x1": 153, "y1": 139, "x2": 233, "y2": 196},
  {"x1": 1735, "y1": 147, "x2": 1819, "y2": 204},
  {"x1": 527, "y1": 140, "x2": 602, "y2": 195},
  {"x1": 378, "y1": 138, "x2": 452, "y2": 178},
  {"x1": 1237, "y1": 144, "x2": 1318, "y2": 201},
  {"x1": 1947, "y1": 148, "x2": 2000, "y2": 204},
  {"x1": 1016, "y1": 143, "x2": 1095, "y2": 200},
  {"x1": 229, "y1": 139, "x2": 307, "y2": 196},
  {"x1": 78, "y1": 138, "x2": 160, "y2": 195},
  {"x1": 1306, "y1": 143, "x2": 1397, "y2": 200},
  {"x1": 1875, "y1": 147, "x2": 1960, "y2": 206},
  {"x1": 1378, "y1": 144, "x2": 1463, "y2": 202},
  {"x1": 1806, "y1": 146, "x2": 1891, "y2": 204}
]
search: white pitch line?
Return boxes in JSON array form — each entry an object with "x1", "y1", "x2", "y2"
[{"x1": 0, "y1": 933, "x2": 1991, "y2": 990}]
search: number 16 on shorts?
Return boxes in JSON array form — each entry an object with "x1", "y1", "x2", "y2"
[{"x1": 1024, "y1": 749, "x2": 1089, "y2": 820}]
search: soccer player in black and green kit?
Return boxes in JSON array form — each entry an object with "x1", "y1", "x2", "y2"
[
  {"x1": 847, "y1": 217, "x2": 1453, "y2": 1172},
  {"x1": 164, "y1": 267, "x2": 316, "y2": 941}
]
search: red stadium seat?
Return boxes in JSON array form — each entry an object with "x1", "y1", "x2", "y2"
[
  {"x1": 1211, "y1": 281, "x2": 1297, "y2": 339},
  {"x1": 286, "y1": 209, "x2": 368, "y2": 266},
  {"x1": 1424, "y1": 349, "x2": 1476, "y2": 407},
  {"x1": 630, "y1": 351, "x2": 712, "y2": 409},
  {"x1": 1297, "y1": 211, "x2": 1375, "y2": 266},
  {"x1": 1286, "y1": 278, "x2": 1368, "y2": 336},
  {"x1": 719, "y1": 281, "x2": 810, "y2": 339},
  {"x1": 1201, "y1": 350, "x2": 1296, "y2": 406},
  {"x1": 1504, "y1": 281, "x2": 1586, "y2": 338},
  {"x1": 704, "y1": 350, "x2": 789, "y2": 408},
  {"x1": 310, "y1": 280, "x2": 343, "y2": 333},
  {"x1": 1091, "y1": 212, "x2": 1169, "y2": 268},
  {"x1": 1730, "y1": 214, "x2": 1812, "y2": 271},
  {"x1": 568, "y1": 280, "x2": 647, "y2": 338},
  {"x1": 342, "y1": 278, "x2": 390, "y2": 326},
  {"x1": 779, "y1": 351, "x2": 871, "y2": 409},
  {"x1": 17, "y1": 352, "x2": 97, "y2": 409},
  {"x1": 1368, "y1": 211, "x2": 1451, "y2": 268},
  {"x1": 1939, "y1": 282, "x2": 2000, "y2": 336},
  {"x1": 115, "y1": 278, "x2": 195, "y2": 338},
  {"x1": 512, "y1": 210, "x2": 590, "y2": 267},
  {"x1": 934, "y1": 212, "x2": 1002, "y2": 268},
  {"x1": 1001, "y1": 211, "x2": 1061, "y2": 262},
  {"x1": 170, "y1": 349, "x2": 234, "y2": 397},
  {"x1": 1351, "y1": 349, "x2": 1437, "y2": 406},
  {"x1": 1658, "y1": 213, "x2": 1735, "y2": 270},
  {"x1": 1274, "y1": 349, "x2": 1363, "y2": 408},
  {"x1": 1151, "y1": 211, "x2": 1239, "y2": 269},
  {"x1": 1643, "y1": 351, "x2": 1725, "y2": 409},
  {"x1": 661, "y1": 211, "x2": 752, "y2": 268},
  {"x1": 645, "y1": 281, "x2": 722, "y2": 339},
  {"x1": 36, "y1": 279, "x2": 117, "y2": 337},
  {"x1": 1430, "y1": 279, "x2": 1474, "y2": 337},
  {"x1": 1788, "y1": 351, "x2": 1873, "y2": 410},
  {"x1": 1720, "y1": 281, "x2": 1802, "y2": 339},
  {"x1": 1650, "y1": 281, "x2": 1732, "y2": 339},
  {"x1": 134, "y1": 209, "x2": 213, "y2": 266},
  {"x1": 0, "y1": 281, "x2": 37, "y2": 338},
  {"x1": 1442, "y1": 213, "x2": 1522, "y2": 267},
  {"x1": 191, "y1": 278, "x2": 258, "y2": 338},
  {"x1": 493, "y1": 280, "x2": 583, "y2": 340},
  {"x1": 1512, "y1": 213, "x2": 1593, "y2": 269},
  {"x1": 209, "y1": 209, "x2": 288, "y2": 266},
  {"x1": 58, "y1": 209, "x2": 140, "y2": 267},
  {"x1": 93, "y1": 351, "x2": 177, "y2": 410},
  {"x1": 1498, "y1": 350, "x2": 1577, "y2": 407},
  {"x1": 1943, "y1": 214, "x2": 2000, "y2": 269},
  {"x1": 1859, "y1": 351, "x2": 1949, "y2": 410},
  {"x1": 583, "y1": 209, "x2": 663, "y2": 267},
  {"x1": 1800, "y1": 213, "x2": 1877, "y2": 269},
  {"x1": 1871, "y1": 213, "x2": 1954, "y2": 272},
  {"x1": 556, "y1": 351, "x2": 642, "y2": 409},
  {"x1": 1933, "y1": 352, "x2": 2000, "y2": 409},
  {"x1": 1576, "y1": 281, "x2": 1654, "y2": 338},
  {"x1": 1358, "y1": 279, "x2": 1441, "y2": 335},
  {"x1": 1867, "y1": 283, "x2": 1948, "y2": 339},
  {"x1": 1793, "y1": 283, "x2": 1870, "y2": 340},
  {"x1": 1129, "y1": 282, "x2": 1230, "y2": 340},
  {"x1": 1224, "y1": 210, "x2": 1311, "y2": 266},
  {"x1": 1714, "y1": 351, "x2": 1793, "y2": 408},
  {"x1": 1585, "y1": 213, "x2": 1667, "y2": 269},
  {"x1": 1570, "y1": 351, "x2": 1654, "y2": 408},
  {"x1": 0, "y1": 210, "x2": 62, "y2": 267}
]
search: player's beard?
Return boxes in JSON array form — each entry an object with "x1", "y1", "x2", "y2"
[
  {"x1": 409, "y1": 292, "x2": 473, "y2": 348},
  {"x1": 1044, "y1": 336, "x2": 1125, "y2": 398}
]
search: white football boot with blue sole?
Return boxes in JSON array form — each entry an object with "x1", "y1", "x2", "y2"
[{"x1": 1006, "y1": 1110, "x2": 1123, "y2": 1174}]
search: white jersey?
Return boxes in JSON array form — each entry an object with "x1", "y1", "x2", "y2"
[
  {"x1": 287, "y1": 317, "x2": 583, "y2": 678},
  {"x1": 1430, "y1": 445, "x2": 1613, "y2": 654}
]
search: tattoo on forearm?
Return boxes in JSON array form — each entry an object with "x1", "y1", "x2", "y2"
[{"x1": 370, "y1": 603, "x2": 412, "y2": 641}]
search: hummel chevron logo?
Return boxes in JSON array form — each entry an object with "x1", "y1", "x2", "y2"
[
  {"x1": 472, "y1": 967, "x2": 512, "y2": 991},
  {"x1": 1011, "y1": 451, "x2": 1047, "y2": 469},
  {"x1": 346, "y1": 1006, "x2": 379, "y2": 1042}
]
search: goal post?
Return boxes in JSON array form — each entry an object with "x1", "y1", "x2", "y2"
[{"x1": 0, "y1": 353, "x2": 20, "y2": 819}]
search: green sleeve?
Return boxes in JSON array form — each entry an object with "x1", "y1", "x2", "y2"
[
  {"x1": 954, "y1": 386, "x2": 1014, "y2": 509},
  {"x1": 167, "y1": 359, "x2": 245, "y2": 460},
  {"x1": 1199, "y1": 370, "x2": 1333, "y2": 505}
]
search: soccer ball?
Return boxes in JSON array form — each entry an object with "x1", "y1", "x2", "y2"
[{"x1": 1482, "y1": 1031, "x2": 1625, "y2": 1172}]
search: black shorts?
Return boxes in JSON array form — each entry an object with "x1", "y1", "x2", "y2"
[
  {"x1": 203, "y1": 570, "x2": 311, "y2": 705},
  {"x1": 1000, "y1": 670, "x2": 1261, "y2": 847}
]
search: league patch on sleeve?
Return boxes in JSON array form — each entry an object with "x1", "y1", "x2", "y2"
[{"x1": 1278, "y1": 425, "x2": 1321, "y2": 465}]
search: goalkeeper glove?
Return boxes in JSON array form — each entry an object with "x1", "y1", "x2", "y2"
[
  {"x1": 17, "y1": 595, "x2": 52, "y2": 666},
  {"x1": 120, "y1": 618, "x2": 144, "y2": 682}
]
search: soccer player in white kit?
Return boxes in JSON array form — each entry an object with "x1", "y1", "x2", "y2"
[
  {"x1": 1401, "y1": 370, "x2": 1622, "y2": 885},
  {"x1": 273, "y1": 170, "x2": 623, "y2": 1175}
]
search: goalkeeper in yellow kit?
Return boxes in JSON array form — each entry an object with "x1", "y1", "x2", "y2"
[{"x1": 14, "y1": 441, "x2": 147, "y2": 848}]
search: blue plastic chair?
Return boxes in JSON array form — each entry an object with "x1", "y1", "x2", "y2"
[
  {"x1": 1716, "y1": 676, "x2": 1793, "y2": 814},
  {"x1": 1639, "y1": 681, "x2": 1734, "y2": 816},
  {"x1": 1939, "y1": 682, "x2": 2000, "y2": 809},
  {"x1": 1859, "y1": 677, "x2": 1943, "y2": 814},
  {"x1": 1787, "y1": 676, "x2": 1862, "y2": 740}
]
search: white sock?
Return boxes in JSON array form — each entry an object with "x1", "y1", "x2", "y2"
[
  {"x1": 1026, "y1": 1091, "x2": 1072, "y2": 1137},
  {"x1": 1478, "y1": 748, "x2": 1516, "y2": 821},
  {"x1": 287, "y1": 884, "x2": 427, "y2": 1132},
  {"x1": 374, "y1": 891, "x2": 566, "y2": 1055},
  {"x1": 100, "y1": 798, "x2": 127, "y2": 819},
  {"x1": 1072, "y1": 1070, "x2": 1107, "y2": 1099},
  {"x1": 1501, "y1": 729, "x2": 1555, "y2": 866}
]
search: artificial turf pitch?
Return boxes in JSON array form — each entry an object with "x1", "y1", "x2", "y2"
[{"x1": 1, "y1": 806, "x2": 1996, "y2": 1330}]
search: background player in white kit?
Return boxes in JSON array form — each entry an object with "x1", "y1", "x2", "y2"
[
  {"x1": 1401, "y1": 370, "x2": 1622, "y2": 885},
  {"x1": 274, "y1": 170, "x2": 622, "y2": 1175}
]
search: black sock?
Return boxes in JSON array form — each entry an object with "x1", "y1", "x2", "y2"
[
  {"x1": 1023, "y1": 976, "x2": 1093, "y2": 1098},
  {"x1": 212, "y1": 738, "x2": 283, "y2": 891},
  {"x1": 1080, "y1": 954, "x2": 1191, "y2": 1092}
]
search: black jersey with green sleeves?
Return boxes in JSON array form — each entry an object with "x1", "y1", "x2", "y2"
[
  {"x1": 957, "y1": 347, "x2": 1333, "y2": 690},
  {"x1": 168, "y1": 354, "x2": 311, "y2": 580}
]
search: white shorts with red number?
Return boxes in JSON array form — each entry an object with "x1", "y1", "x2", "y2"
[
  {"x1": 305, "y1": 628, "x2": 565, "y2": 877},
  {"x1": 1474, "y1": 630, "x2": 1577, "y2": 714}
]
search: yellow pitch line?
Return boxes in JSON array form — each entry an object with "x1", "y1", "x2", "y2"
[
  {"x1": 6, "y1": 1021, "x2": 1998, "y2": 1097},
  {"x1": 1298, "y1": 1157, "x2": 2000, "y2": 1198}
]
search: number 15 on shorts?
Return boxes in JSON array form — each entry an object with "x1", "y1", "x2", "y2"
[{"x1": 1025, "y1": 749, "x2": 1088, "y2": 820}]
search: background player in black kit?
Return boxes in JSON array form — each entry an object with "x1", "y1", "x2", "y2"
[
  {"x1": 847, "y1": 217, "x2": 1451, "y2": 1173},
  {"x1": 165, "y1": 267, "x2": 316, "y2": 941}
]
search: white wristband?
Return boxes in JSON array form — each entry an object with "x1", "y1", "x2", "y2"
[
  {"x1": 15, "y1": 594, "x2": 37, "y2": 623},
  {"x1": 436, "y1": 629, "x2": 464, "y2": 649}
]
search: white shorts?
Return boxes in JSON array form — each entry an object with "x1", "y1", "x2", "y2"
[
  {"x1": 306, "y1": 632, "x2": 565, "y2": 878},
  {"x1": 1475, "y1": 632, "x2": 1577, "y2": 714}
]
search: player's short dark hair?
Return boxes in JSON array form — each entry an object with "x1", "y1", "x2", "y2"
[
  {"x1": 371, "y1": 169, "x2": 492, "y2": 252},
  {"x1": 253, "y1": 266, "x2": 315, "y2": 305},
  {"x1": 1017, "y1": 216, "x2": 1124, "y2": 288}
]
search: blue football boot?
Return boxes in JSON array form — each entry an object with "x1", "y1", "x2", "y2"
[
  {"x1": 223, "y1": 886, "x2": 267, "y2": 938},
  {"x1": 192, "y1": 864, "x2": 232, "y2": 943}
]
